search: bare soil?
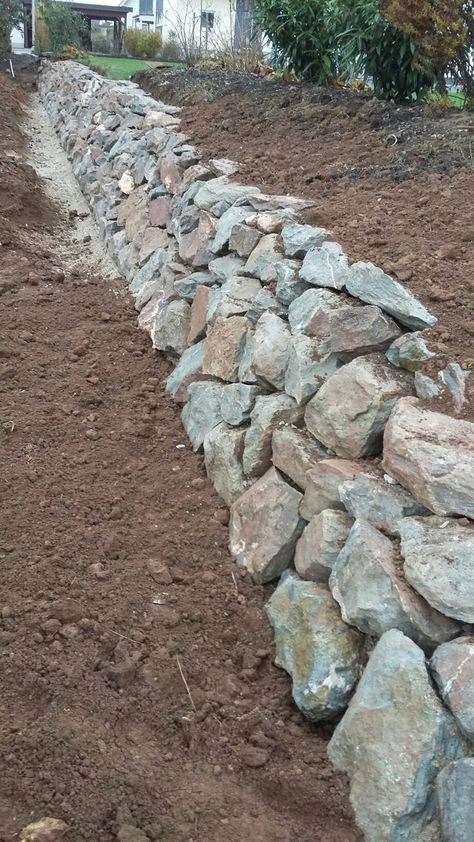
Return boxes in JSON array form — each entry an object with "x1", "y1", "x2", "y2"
[
  {"x1": 0, "y1": 72, "x2": 360, "y2": 841},
  {"x1": 137, "y1": 68, "x2": 474, "y2": 392}
]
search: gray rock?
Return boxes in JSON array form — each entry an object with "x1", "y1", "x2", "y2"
[
  {"x1": 339, "y1": 472, "x2": 430, "y2": 536},
  {"x1": 244, "y1": 208, "x2": 299, "y2": 233},
  {"x1": 243, "y1": 394, "x2": 304, "y2": 479},
  {"x1": 328, "y1": 305, "x2": 402, "y2": 360},
  {"x1": 229, "y1": 468, "x2": 304, "y2": 583},
  {"x1": 244, "y1": 233, "x2": 283, "y2": 282},
  {"x1": 386, "y1": 331, "x2": 437, "y2": 371},
  {"x1": 346, "y1": 261, "x2": 437, "y2": 330},
  {"x1": 150, "y1": 298, "x2": 191, "y2": 358},
  {"x1": 208, "y1": 254, "x2": 246, "y2": 281},
  {"x1": 272, "y1": 425, "x2": 331, "y2": 491},
  {"x1": 400, "y1": 516, "x2": 474, "y2": 624},
  {"x1": 285, "y1": 334, "x2": 340, "y2": 404},
  {"x1": 211, "y1": 205, "x2": 253, "y2": 253},
  {"x1": 431, "y1": 637, "x2": 474, "y2": 742},
  {"x1": 436, "y1": 758, "x2": 474, "y2": 842},
  {"x1": 415, "y1": 372, "x2": 440, "y2": 400},
  {"x1": 295, "y1": 510, "x2": 353, "y2": 583},
  {"x1": 128, "y1": 246, "x2": 169, "y2": 295},
  {"x1": 165, "y1": 340, "x2": 213, "y2": 403},
  {"x1": 281, "y1": 223, "x2": 328, "y2": 258},
  {"x1": 174, "y1": 270, "x2": 215, "y2": 301},
  {"x1": 301, "y1": 458, "x2": 361, "y2": 520},
  {"x1": 207, "y1": 276, "x2": 262, "y2": 321},
  {"x1": 266, "y1": 571, "x2": 364, "y2": 720},
  {"x1": 305, "y1": 353, "x2": 414, "y2": 458},
  {"x1": 237, "y1": 332, "x2": 258, "y2": 385},
  {"x1": 194, "y1": 177, "x2": 261, "y2": 215},
  {"x1": 203, "y1": 423, "x2": 247, "y2": 506},
  {"x1": 328, "y1": 629, "x2": 466, "y2": 842},
  {"x1": 221, "y1": 383, "x2": 260, "y2": 426},
  {"x1": 246, "y1": 288, "x2": 286, "y2": 324},
  {"x1": 229, "y1": 223, "x2": 262, "y2": 258},
  {"x1": 209, "y1": 157, "x2": 239, "y2": 177},
  {"x1": 440, "y1": 363, "x2": 470, "y2": 413},
  {"x1": 181, "y1": 382, "x2": 224, "y2": 451},
  {"x1": 202, "y1": 316, "x2": 250, "y2": 382},
  {"x1": 288, "y1": 288, "x2": 343, "y2": 337},
  {"x1": 300, "y1": 242, "x2": 349, "y2": 290},
  {"x1": 251, "y1": 312, "x2": 291, "y2": 390},
  {"x1": 383, "y1": 398, "x2": 474, "y2": 518},
  {"x1": 275, "y1": 259, "x2": 310, "y2": 306},
  {"x1": 330, "y1": 520, "x2": 459, "y2": 650}
]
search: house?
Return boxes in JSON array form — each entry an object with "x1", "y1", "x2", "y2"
[
  {"x1": 11, "y1": 1, "x2": 132, "y2": 52},
  {"x1": 119, "y1": 0, "x2": 240, "y2": 50}
]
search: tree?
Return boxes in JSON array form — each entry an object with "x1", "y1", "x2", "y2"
[
  {"x1": 0, "y1": 0, "x2": 25, "y2": 55},
  {"x1": 379, "y1": 0, "x2": 473, "y2": 99},
  {"x1": 38, "y1": 0, "x2": 87, "y2": 54}
]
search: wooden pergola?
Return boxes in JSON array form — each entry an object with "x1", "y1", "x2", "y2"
[{"x1": 23, "y1": 2, "x2": 133, "y2": 52}]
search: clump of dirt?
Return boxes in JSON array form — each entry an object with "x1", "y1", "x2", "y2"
[
  {"x1": 137, "y1": 68, "x2": 474, "y2": 380},
  {"x1": 0, "y1": 70, "x2": 361, "y2": 842}
]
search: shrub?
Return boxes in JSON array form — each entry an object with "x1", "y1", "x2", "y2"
[
  {"x1": 0, "y1": 0, "x2": 25, "y2": 55},
  {"x1": 39, "y1": 0, "x2": 87, "y2": 54},
  {"x1": 159, "y1": 36, "x2": 182, "y2": 62},
  {"x1": 123, "y1": 28, "x2": 162, "y2": 59}
]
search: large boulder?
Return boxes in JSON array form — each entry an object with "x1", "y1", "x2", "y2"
[
  {"x1": 288, "y1": 288, "x2": 342, "y2": 336},
  {"x1": 383, "y1": 398, "x2": 474, "y2": 519},
  {"x1": 251, "y1": 312, "x2": 291, "y2": 390},
  {"x1": 221, "y1": 383, "x2": 260, "y2": 426},
  {"x1": 300, "y1": 458, "x2": 361, "y2": 520},
  {"x1": 181, "y1": 382, "x2": 224, "y2": 451},
  {"x1": 150, "y1": 299, "x2": 191, "y2": 358},
  {"x1": 266, "y1": 571, "x2": 364, "y2": 721},
  {"x1": 242, "y1": 394, "x2": 304, "y2": 479},
  {"x1": 339, "y1": 472, "x2": 430, "y2": 536},
  {"x1": 165, "y1": 340, "x2": 214, "y2": 403},
  {"x1": 244, "y1": 233, "x2": 283, "y2": 282},
  {"x1": 211, "y1": 204, "x2": 253, "y2": 253},
  {"x1": 329, "y1": 520, "x2": 459, "y2": 651},
  {"x1": 229, "y1": 468, "x2": 304, "y2": 583},
  {"x1": 386, "y1": 331, "x2": 437, "y2": 371},
  {"x1": 400, "y1": 517, "x2": 474, "y2": 624},
  {"x1": 271, "y1": 425, "x2": 330, "y2": 491},
  {"x1": 207, "y1": 276, "x2": 262, "y2": 322},
  {"x1": 327, "y1": 304, "x2": 402, "y2": 360},
  {"x1": 203, "y1": 423, "x2": 247, "y2": 506},
  {"x1": 295, "y1": 510, "x2": 353, "y2": 583},
  {"x1": 436, "y1": 759, "x2": 474, "y2": 842},
  {"x1": 345, "y1": 262, "x2": 437, "y2": 330},
  {"x1": 194, "y1": 178, "x2": 261, "y2": 215},
  {"x1": 202, "y1": 316, "x2": 250, "y2": 382},
  {"x1": 284, "y1": 334, "x2": 340, "y2": 404},
  {"x1": 328, "y1": 629, "x2": 466, "y2": 842},
  {"x1": 281, "y1": 223, "x2": 328, "y2": 258},
  {"x1": 431, "y1": 637, "x2": 474, "y2": 742},
  {"x1": 300, "y1": 242, "x2": 349, "y2": 290},
  {"x1": 305, "y1": 353, "x2": 414, "y2": 458},
  {"x1": 274, "y1": 259, "x2": 309, "y2": 306}
]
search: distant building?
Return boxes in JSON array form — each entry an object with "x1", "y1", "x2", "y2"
[
  {"x1": 11, "y1": 2, "x2": 132, "y2": 52},
  {"x1": 119, "y1": 0, "x2": 238, "y2": 49}
]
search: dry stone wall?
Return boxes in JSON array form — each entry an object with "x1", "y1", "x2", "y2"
[{"x1": 39, "y1": 61, "x2": 473, "y2": 842}]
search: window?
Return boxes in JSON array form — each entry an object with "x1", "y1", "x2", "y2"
[
  {"x1": 139, "y1": 0, "x2": 153, "y2": 16},
  {"x1": 142, "y1": 21, "x2": 151, "y2": 30},
  {"x1": 201, "y1": 10, "x2": 215, "y2": 30},
  {"x1": 155, "y1": 0, "x2": 163, "y2": 24}
]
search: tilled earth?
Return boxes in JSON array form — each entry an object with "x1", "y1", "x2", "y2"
[
  {"x1": 0, "y1": 73, "x2": 360, "y2": 841},
  {"x1": 137, "y1": 68, "x2": 474, "y2": 383}
]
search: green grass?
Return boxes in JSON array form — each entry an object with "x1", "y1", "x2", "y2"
[{"x1": 87, "y1": 54, "x2": 151, "y2": 79}]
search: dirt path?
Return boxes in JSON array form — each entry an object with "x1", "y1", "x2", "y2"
[{"x1": 0, "y1": 88, "x2": 360, "y2": 841}]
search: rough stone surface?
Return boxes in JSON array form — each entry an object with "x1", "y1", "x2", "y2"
[
  {"x1": 295, "y1": 510, "x2": 353, "y2": 583},
  {"x1": 300, "y1": 242, "x2": 349, "y2": 290},
  {"x1": 431, "y1": 637, "x2": 474, "y2": 742},
  {"x1": 208, "y1": 254, "x2": 246, "y2": 280},
  {"x1": 202, "y1": 315, "x2": 249, "y2": 382},
  {"x1": 266, "y1": 571, "x2": 364, "y2": 721},
  {"x1": 207, "y1": 276, "x2": 262, "y2": 321},
  {"x1": 148, "y1": 195, "x2": 171, "y2": 227},
  {"x1": 415, "y1": 372, "x2": 440, "y2": 400},
  {"x1": 300, "y1": 458, "x2": 361, "y2": 520},
  {"x1": 346, "y1": 261, "x2": 437, "y2": 330},
  {"x1": 328, "y1": 629, "x2": 466, "y2": 842},
  {"x1": 436, "y1": 758, "x2": 474, "y2": 842},
  {"x1": 339, "y1": 472, "x2": 430, "y2": 536},
  {"x1": 150, "y1": 298, "x2": 191, "y2": 358},
  {"x1": 386, "y1": 331, "x2": 437, "y2": 371},
  {"x1": 383, "y1": 398, "x2": 474, "y2": 518},
  {"x1": 187, "y1": 284, "x2": 211, "y2": 344},
  {"x1": 271, "y1": 425, "x2": 330, "y2": 491},
  {"x1": 19, "y1": 817, "x2": 69, "y2": 842},
  {"x1": 246, "y1": 288, "x2": 286, "y2": 324},
  {"x1": 181, "y1": 382, "x2": 224, "y2": 451},
  {"x1": 288, "y1": 288, "x2": 344, "y2": 337},
  {"x1": 203, "y1": 423, "x2": 247, "y2": 506},
  {"x1": 221, "y1": 383, "x2": 260, "y2": 426},
  {"x1": 330, "y1": 520, "x2": 459, "y2": 650},
  {"x1": 194, "y1": 178, "x2": 261, "y2": 215},
  {"x1": 211, "y1": 205, "x2": 252, "y2": 253},
  {"x1": 328, "y1": 304, "x2": 402, "y2": 360},
  {"x1": 229, "y1": 222, "x2": 261, "y2": 257},
  {"x1": 440, "y1": 363, "x2": 470, "y2": 414},
  {"x1": 243, "y1": 394, "x2": 304, "y2": 479},
  {"x1": 174, "y1": 270, "x2": 214, "y2": 301},
  {"x1": 251, "y1": 312, "x2": 291, "y2": 390},
  {"x1": 164, "y1": 340, "x2": 213, "y2": 403},
  {"x1": 274, "y1": 259, "x2": 309, "y2": 306},
  {"x1": 244, "y1": 233, "x2": 283, "y2": 282},
  {"x1": 281, "y1": 224, "x2": 328, "y2": 258},
  {"x1": 285, "y1": 334, "x2": 340, "y2": 404},
  {"x1": 401, "y1": 516, "x2": 474, "y2": 623},
  {"x1": 305, "y1": 353, "x2": 414, "y2": 458},
  {"x1": 229, "y1": 468, "x2": 304, "y2": 583}
]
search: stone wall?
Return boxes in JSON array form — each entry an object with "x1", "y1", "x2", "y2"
[{"x1": 39, "y1": 61, "x2": 473, "y2": 842}]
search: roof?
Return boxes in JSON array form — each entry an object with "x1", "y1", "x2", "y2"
[{"x1": 24, "y1": 2, "x2": 133, "y2": 13}]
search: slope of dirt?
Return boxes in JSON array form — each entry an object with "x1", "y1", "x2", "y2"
[
  {"x1": 0, "y1": 74, "x2": 360, "y2": 842},
  {"x1": 137, "y1": 68, "x2": 474, "y2": 382}
]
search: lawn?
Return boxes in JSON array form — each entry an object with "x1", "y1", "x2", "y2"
[{"x1": 86, "y1": 54, "x2": 183, "y2": 80}]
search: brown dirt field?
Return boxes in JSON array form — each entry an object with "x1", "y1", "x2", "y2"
[
  {"x1": 0, "y1": 74, "x2": 361, "y2": 841},
  {"x1": 137, "y1": 69, "x2": 474, "y2": 394}
]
